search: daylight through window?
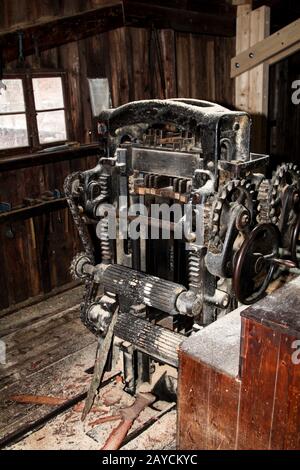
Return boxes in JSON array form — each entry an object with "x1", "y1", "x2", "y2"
[
  {"x1": 0, "y1": 74, "x2": 68, "y2": 152},
  {"x1": 33, "y1": 77, "x2": 67, "y2": 144},
  {"x1": 0, "y1": 79, "x2": 28, "y2": 149}
]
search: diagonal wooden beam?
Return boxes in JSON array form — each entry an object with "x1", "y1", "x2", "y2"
[
  {"x1": 231, "y1": 0, "x2": 252, "y2": 5},
  {"x1": 231, "y1": 17, "x2": 300, "y2": 77},
  {"x1": 268, "y1": 41, "x2": 300, "y2": 65}
]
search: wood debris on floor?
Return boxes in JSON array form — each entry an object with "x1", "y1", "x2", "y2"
[
  {"x1": 0, "y1": 286, "x2": 176, "y2": 450},
  {"x1": 5, "y1": 380, "x2": 176, "y2": 450}
]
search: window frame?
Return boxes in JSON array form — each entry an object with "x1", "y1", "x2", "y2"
[{"x1": 0, "y1": 70, "x2": 71, "y2": 156}]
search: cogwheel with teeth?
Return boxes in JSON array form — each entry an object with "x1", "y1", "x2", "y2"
[
  {"x1": 209, "y1": 179, "x2": 259, "y2": 247},
  {"x1": 70, "y1": 252, "x2": 93, "y2": 280},
  {"x1": 256, "y1": 179, "x2": 271, "y2": 224},
  {"x1": 269, "y1": 163, "x2": 300, "y2": 224}
]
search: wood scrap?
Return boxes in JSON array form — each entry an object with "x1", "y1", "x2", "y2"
[
  {"x1": 72, "y1": 403, "x2": 107, "y2": 414},
  {"x1": 9, "y1": 395, "x2": 66, "y2": 406},
  {"x1": 101, "y1": 392, "x2": 155, "y2": 450},
  {"x1": 89, "y1": 414, "x2": 121, "y2": 427}
]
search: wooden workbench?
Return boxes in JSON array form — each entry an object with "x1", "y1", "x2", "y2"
[{"x1": 178, "y1": 277, "x2": 300, "y2": 450}]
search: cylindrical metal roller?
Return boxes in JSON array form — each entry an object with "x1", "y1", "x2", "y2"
[
  {"x1": 102, "y1": 264, "x2": 185, "y2": 315},
  {"x1": 72, "y1": 254, "x2": 202, "y2": 316},
  {"x1": 115, "y1": 312, "x2": 184, "y2": 367}
]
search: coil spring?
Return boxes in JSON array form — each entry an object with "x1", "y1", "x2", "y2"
[{"x1": 188, "y1": 251, "x2": 202, "y2": 291}]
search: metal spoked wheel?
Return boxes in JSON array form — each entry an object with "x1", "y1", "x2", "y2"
[
  {"x1": 291, "y1": 216, "x2": 300, "y2": 268},
  {"x1": 233, "y1": 223, "x2": 280, "y2": 305}
]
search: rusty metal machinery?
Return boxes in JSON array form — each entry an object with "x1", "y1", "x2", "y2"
[{"x1": 65, "y1": 99, "x2": 300, "y2": 392}]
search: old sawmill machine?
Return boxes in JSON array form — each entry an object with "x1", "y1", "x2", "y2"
[{"x1": 65, "y1": 99, "x2": 300, "y2": 395}]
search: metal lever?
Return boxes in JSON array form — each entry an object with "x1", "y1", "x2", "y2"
[
  {"x1": 253, "y1": 254, "x2": 297, "y2": 273},
  {"x1": 270, "y1": 258, "x2": 297, "y2": 269}
]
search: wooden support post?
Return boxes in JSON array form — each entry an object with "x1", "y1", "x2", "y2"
[
  {"x1": 249, "y1": 6, "x2": 270, "y2": 153},
  {"x1": 235, "y1": 4, "x2": 252, "y2": 112},
  {"x1": 235, "y1": 5, "x2": 270, "y2": 153}
]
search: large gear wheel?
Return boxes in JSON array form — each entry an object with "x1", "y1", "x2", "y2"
[
  {"x1": 256, "y1": 179, "x2": 271, "y2": 224},
  {"x1": 269, "y1": 162, "x2": 300, "y2": 225},
  {"x1": 206, "y1": 179, "x2": 260, "y2": 280},
  {"x1": 290, "y1": 215, "x2": 300, "y2": 267},
  {"x1": 209, "y1": 179, "x2": 259, "y2": 248},
  {"x1": 70, "y1": 252, "x2": 93, "y2": 280}
]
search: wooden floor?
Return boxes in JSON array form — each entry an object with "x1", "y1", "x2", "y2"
[{"x1": 0, "y1": 287, "x2": 176, "y2": 450}]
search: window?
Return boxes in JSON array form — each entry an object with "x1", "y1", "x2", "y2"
[
  {"x1": 0, "y1": 73, "x2": 69, "y2": 153},
  {"x1": 0, "y1": 79, "x2": 28, "y2": 149},
  {"x1": 88, "y1": 78, "x2": 111, "y2": 116},
  {"x1": 33, "y1": 77, "x2": 67, "y2": 144}
]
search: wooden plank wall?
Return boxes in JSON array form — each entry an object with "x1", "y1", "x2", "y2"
[{"x1": 0, "y1": 0, "x2": 235, "y2": 311}]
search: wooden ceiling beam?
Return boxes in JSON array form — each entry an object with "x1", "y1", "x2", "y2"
[
  {"x1": 0, "y1": 3, "x2": 124, "y2": 64},
  {"x1": 0, "y1": 0, "x2": 237, "y2": 65},
  {"x1": 123, "y1": 1, "x2": 236, "y2": 37}
]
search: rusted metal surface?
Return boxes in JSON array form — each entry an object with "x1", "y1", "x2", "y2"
[
  {"x1": 81, "y1": 308, "x2": 119, "y2": 421},
  {"x1": 232, "y1": 223, "x2": 280, "y2": 305},
  {"x1": 67, "y1": 98, "x2": 300, "y2": 399},
  {"x1": 114, "y1": 312, "x2": 184, "y2": 367}
]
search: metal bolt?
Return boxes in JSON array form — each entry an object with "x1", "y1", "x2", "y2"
[
  {"x1": 222, "y1": 295, "x2": 229, "y2": 308},
  {"x1": 241, "y1": 214, "x2": 250, "y2": 225},
  {"x1": 193, "y1": 193, "x2": 201, "y2": 204}
]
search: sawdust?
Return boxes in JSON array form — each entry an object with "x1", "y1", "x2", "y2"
[
  {"x1": 122, "y1": 410, "x2": 176, "y2": 450},
  {"x1": 5, "y1": 380, "x2": 176, "y2": 450}
]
